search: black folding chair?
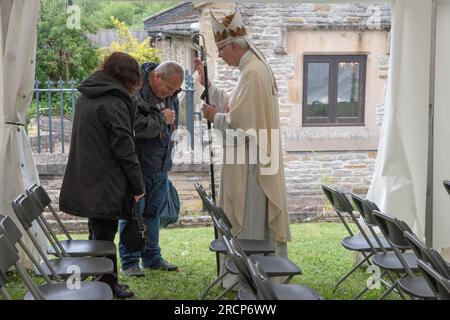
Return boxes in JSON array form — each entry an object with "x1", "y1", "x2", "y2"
[
  {"x1": 322, "y1": 185, "x2": 392, "y2": 292},
  {"x1": 0, "y1": 233, "x2": 113, "y2": 300},
  {"x1": 194, "y1": 182, "x2": 276, "y2": 299},
  {"x1": 222, "y1": 235, "x2": 323, "y2": 300},
  {"x1": 351, "y1": 194, "x2": 412, "y2": 299},
  {"x1": 194, "y1": 182, "x2": 275, "y2": 254},
  {"x1": 10, "y1": 194, "x2": 113, "y2": 280},
  {"x1": 351, "y1": 193, "x2": 392, "y2": 252},
  {"x1": 417, "y1": 260, "x2": 450, "y2": 300},
  {"x1": 404, "y1": 231, "x2": 450, "y2": 280},
  {"x1": 26, "y1": 184, "x2": 115, "y2": 257},
  {"x1": 0, "y1": 234, "x2": 14, "y2": 300},
  {"x1": 203, "y1": 194, "x2": 302, "y2": 297},
  {"x1": 372, "y1": 210, "x2": 434, "y2": 299}
]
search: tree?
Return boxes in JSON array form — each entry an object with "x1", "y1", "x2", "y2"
[
  {"x1": 90, "y1": 1, "x2": 178, "y2": 31},
  {"x1": 35, "y1": 0, "x2": 176, "y2": 81},
  {"x1": 36, "y1": 0, "x2": 101, "y2": 81},
  {"x1": 99, "y1": 17, "x2": 161, "y2": 65}
]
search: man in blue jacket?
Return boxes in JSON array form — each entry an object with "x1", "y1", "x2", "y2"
[{"x1": 119, "y1": 61, "x2": 184, "y2": 276}]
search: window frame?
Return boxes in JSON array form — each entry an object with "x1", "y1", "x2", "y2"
[{"x1": 302, "y1": 54, "x2": 367, "y2": 127}]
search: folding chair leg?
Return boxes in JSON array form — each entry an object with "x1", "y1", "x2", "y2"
[
  {"x1": 1, "y1": 287, "x2": 12, "y2": 300},
  {"x1": 93, "y1": 275, "x2": 103, "y2": 281},
  {"x1": 15, "y1": 262, "x2": 43, "y2": 300},
  {"x1": 354, "y1": 285, "x2": 369, "y2": 300},
  {"x1": 214, "y1": 278, "x2": 239, "y2": 300},
  {"x1": 397, "y1": 288, "x2": 408, "y2": 300},
  {"x1": 282, "y1": 275, "x2": 294, "y2": 284},
  {"x1": 354, "y1": 269, "x2": 397, "y2": 300},
  {"x1": 383, "y1": 271, "x2": 408, "y2": 300},
  {"x1": 199, "y1": 271, "x2": 228, "y2": 300},
  {"x1": 354, "y1": 269, "x2": 387, "y2": 299},
  {"x1": 333, "y1": 252, "x2": 373, "y2": 292},
  {"x1": 379, "y1": 271, "x2": 410, "y2": 300},
  {"x1": 378, "y1": 281, "x2": 398, "y2": 300}
]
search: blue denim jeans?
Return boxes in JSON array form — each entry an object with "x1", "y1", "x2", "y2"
[{"x1": 119, "y1": 172, "x2": 169, "y2": 270}]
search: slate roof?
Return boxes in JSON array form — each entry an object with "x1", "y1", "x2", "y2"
[{"x1": 143, "y1": 2, "x2": 200, "y2": 37}]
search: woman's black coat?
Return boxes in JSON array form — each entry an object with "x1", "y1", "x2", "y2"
[{"x1": 59, "y1": 71, "x2": 144, "y2": 220}]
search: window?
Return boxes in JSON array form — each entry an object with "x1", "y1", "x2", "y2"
[{"x1": 302, "y1": 55, "x2": 366, "y2": 126}]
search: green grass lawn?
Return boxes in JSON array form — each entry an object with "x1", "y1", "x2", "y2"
[{"x1": 2, "y1": 222, "x2": 400, "y2": 300}]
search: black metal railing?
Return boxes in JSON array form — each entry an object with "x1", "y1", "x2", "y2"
[
  {"x1": 27, "y1": 79, "x2": 78, "y2": 153},
  {"x1": 28, "y1": 73, "x2": 200, "y2": 154}
]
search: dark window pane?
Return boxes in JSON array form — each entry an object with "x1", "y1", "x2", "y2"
[
  {"x1": 305, "y1": 63, "x2": 329, "y2": 118},
  {"x1": 302, "y1": 55, "x2": 365, "y2": 126},
  {"x1": 337, "y1": 61, "x2": 360, "y2": 118}
]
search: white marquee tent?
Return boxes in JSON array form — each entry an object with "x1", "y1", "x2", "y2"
[
  {"x1": 0, "y1": 0, "x2": 44, "y2": 265},
  {"x1": 1, "y1": 0, "x2": 449, "y2": 267},
  {"x1": 366, "y1": 0, "x2": 450, "y2": 253}
]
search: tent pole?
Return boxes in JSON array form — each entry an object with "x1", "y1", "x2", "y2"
[{"x1": 425, "y1": 0, "x2": 438, "y2": 246}]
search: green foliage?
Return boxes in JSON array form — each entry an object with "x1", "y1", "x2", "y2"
[
  {"x1": 99, "y1": 17, "x2": 161, "y2": 65},
  {"x1": 36, "y1": 0, "x2": 101, "y2": 82},
  {"x1": 36, "y1": 1, "x2": 177, "y2": 82},
  {"x1": 87, "y1": 1, "x2": 179, "y2": 31}
]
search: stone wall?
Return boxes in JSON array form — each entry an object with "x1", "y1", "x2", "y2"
[
  {"x1": 37, "y1": 164, "x2": 214, "y2": 232},
  {"x1": 284, "y1": 150, "x2": 377, "y2": 214},
  {"x1": 37, "y1": 165, "x2": 353, "y2": 233},
  {"x1": 200, "y1": 2, "x2": 390, "y2": 128}
]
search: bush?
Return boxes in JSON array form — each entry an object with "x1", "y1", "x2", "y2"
[{"x1": 99, "y1": 17, "x2": 161, "y2": 65}]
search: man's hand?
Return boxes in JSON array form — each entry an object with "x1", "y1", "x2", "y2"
[
  {"x1": 194, "y1": 58, "x2": 211, "y2": 88},
  {"x1": 162, "y1": 108, "x2": 175, "y2": 125},
  {"x1": 134, "y1": 193, "x2": 145, "y2": 203},
  {"x1": 202, "y1": 103, "x2": 218, "y2": 123}
]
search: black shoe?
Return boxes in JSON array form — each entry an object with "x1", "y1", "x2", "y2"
[
  {"x1": 113, "y1": 283, "x2": 134, "y2": 299},
  {"x1": 121, "y1": 265, "x2": 145, "y2": 277},
  {"x1": 147, "y1": 259, "x2": 179, "y2": 272},
  {"x1": 117, "y1": 283, "x2": 130, "y2": 290}
]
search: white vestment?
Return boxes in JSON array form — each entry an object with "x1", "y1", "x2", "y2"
[{"x1": 208, "y1": 51, "x2": 291, "y2": 287}]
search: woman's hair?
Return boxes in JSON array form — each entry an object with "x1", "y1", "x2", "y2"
[{"x1": 100, "y1": 52, "x2": 142, "y2": 96}]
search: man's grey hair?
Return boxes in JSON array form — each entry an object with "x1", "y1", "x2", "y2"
[{"x1": 155, "y1": 61, "x2": 184, "y2": 80}]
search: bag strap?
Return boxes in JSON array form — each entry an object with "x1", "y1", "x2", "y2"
[{"x1": 132, "y1": 201, "x2": 146, "y2": 237}]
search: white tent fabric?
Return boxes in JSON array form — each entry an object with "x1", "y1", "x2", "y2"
[
  {"x1": 368, "y1": 0, "x2": 450, "y2": 252},
  {"x1": 0, "y1": 0, "x2": 45, "y2": 267},
  {"x1": 433, "y1": 0, "x2": 450, "y2": 254}
]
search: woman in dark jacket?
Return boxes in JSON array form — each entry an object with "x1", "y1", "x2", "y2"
[{"x1": 59, "y1": 52, "x2": 144, "y2": 299}]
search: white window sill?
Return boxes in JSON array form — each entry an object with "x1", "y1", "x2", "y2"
[{"x1": 284, "y1": 126, "x2": 380, "y2": 152}]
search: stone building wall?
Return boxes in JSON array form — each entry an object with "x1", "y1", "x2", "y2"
[
  {"x1": 37, "y1": 163, "x2": 214, "y2": 232},
  {"x1": 197, "y1": 2, "x2": 391, "y2": 217}
]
